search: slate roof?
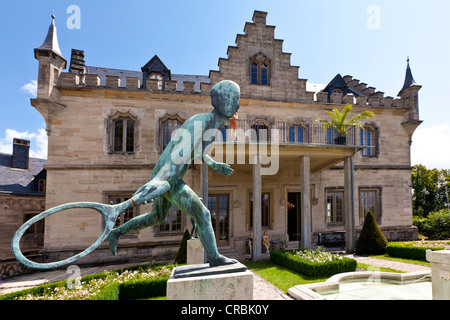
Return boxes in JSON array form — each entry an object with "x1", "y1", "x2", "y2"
[
  {"x1": 85, "y1": 66, "x2": 210, "y2": 92},
  {"x1": 0, "y1": 153, "x2": 46, "y2": 196},
  {"x1": 322, "y1": 74, "x2": 365, "y2": 98},
  {"x1": 35, "y1": 12, "x2": 65, "y2": 61},
  {"x1": 399, "y1": 59, "x2": 418, "y2": 95}
]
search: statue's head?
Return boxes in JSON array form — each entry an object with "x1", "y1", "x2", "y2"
[{"x1": 210, "y1": 80, "x2": 240, "y2": 118}]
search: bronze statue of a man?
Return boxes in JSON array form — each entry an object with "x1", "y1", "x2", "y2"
[{"x1": 108, "y1": 80, "x2": 240, "y2": 267}]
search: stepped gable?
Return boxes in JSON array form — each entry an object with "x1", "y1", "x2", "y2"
[{"x1": 209, "y1": 10, "x2": 313, "y2": 103}]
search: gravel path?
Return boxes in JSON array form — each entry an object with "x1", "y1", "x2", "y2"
[
  {"x1": 251, "y1": 271, "x2": 292, "y2": 300},
  {"x1": 344, "y1": 254, "x2": 431, "y2": 273}
]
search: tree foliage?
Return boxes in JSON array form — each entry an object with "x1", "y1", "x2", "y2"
[{"x1": 412, "y1": 164, "x2": 450, "y2": 217}]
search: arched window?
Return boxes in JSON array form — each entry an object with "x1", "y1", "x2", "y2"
[
  {"x1": 251, "y1": 119, "x2": 270, "y2": 142},
  {"x1": 250, "y1": 53, "x2": 270, "y2": 85},
  {"x1": 360, "y1": 126, "x2": 377, "y2": 157},
  {"x1": 332, "y1": 88, "x2": 343, "y2": 95},
  {"x1": 289, "y1": 124, "x2": 307, "y2": 143},
  {"x1": 160, "y1": 114, "x2": 184, "y2": 152},
  {"x1": 111, "y1": 113, "x2": 136, "y2": 153},
  {"x1": 326, "y1": 126, "x2": 338, "y2": 145},
  {"x1": 220, "y1": 124, "x2": 229, "y2": 142}
]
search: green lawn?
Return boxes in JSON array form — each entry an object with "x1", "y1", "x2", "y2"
[
  {"x1": 243, "y1": 260, "x2": 408, "y2": 293},
  {"x1": 243, "y1": 261, "x2": 329, "y2": 293}
]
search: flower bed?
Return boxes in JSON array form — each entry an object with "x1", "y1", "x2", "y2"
[
  {"x1": 0, "y1": 263, "x2": 174, "y2": 300},
  {"x1": 270, "y1": 248, "x2": 357, "y2": 277},
  {"x1": 387, "y1": 241, "x2": 449, "y2": 261}
]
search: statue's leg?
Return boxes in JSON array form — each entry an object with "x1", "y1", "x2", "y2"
[
  {"x1": 107, "y1": 196, "x2": 171, "y2": 256},
  {"x1": 167, "y1": 180, "x2": 238, "y2": 267}
]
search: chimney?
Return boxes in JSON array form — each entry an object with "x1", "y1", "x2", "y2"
[
  {"x1": 69, "y1": 49, "x2": 86, "y2": 77},
  {"x1": 11, "y1": 138, "x2": 30, "y2": 170}
]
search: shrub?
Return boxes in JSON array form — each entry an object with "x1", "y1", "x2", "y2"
[
  {"x1": 413, "y1": 209, "x2": 450, "y2": 240},
  {"x1": 355, "y1": 211, "x2": 388, "y2": 255},
  {"x1": 270, "y1": 249, "x2": 357, "y2": 277},
  {"x1": 174, "y1": 229, "x2": 191, "y2": 264},
  {"x1": 387, "y1": 241, "x2": 448, "y2": 261}
]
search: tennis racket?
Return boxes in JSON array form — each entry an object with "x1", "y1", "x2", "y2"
[{"x1": 11, "y1": 198, "x2": 134, "y2": 269}]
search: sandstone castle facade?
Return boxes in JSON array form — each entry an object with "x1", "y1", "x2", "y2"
[{"x1": 4, "y1": 11, "x2": 422, "y2": 266}]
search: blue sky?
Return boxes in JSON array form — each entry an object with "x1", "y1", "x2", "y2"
[{"x1": 1, "y1": 0, "x2": 449, "y2": 169}]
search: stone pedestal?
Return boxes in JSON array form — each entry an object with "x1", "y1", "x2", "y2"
[
  {"x1": 187, "y1": 239, "x2": 205, "y2": 265},
  {"x1": 426, "y1": 249, "x2": 450, "y2": 300},
  {"x1": 167, "y1": 263, "x2": 253, "y2": 300}
]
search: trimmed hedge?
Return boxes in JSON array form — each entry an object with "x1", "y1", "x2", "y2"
[
  {"x1": 270, "y1": 249, "x2": 357, "y2": 277},
  {"x1": 89, "y1": 276, "x2": 169, "y2": 300},
  {"x1": 387, "y1": 241, "x2": 448, "y2": 261},
  {"x1": 117, "y1": 277, "x2": 168, "y2": 300},
  {"x1": 0, "y1": 264, "x2": 171, "y2": 300}
]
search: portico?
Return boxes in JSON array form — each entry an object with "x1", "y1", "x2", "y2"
[{"x1": 206, "y1": 140, "x2": 363, "y2": 260}]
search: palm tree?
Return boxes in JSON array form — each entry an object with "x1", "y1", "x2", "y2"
[{"x1": 316, "y1": 104, "x2": 374, "y2": 145}]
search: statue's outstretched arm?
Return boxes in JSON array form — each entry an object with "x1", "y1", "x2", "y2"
[{"x1": 203, "y1": 154, "x2": 233, "y2": 176}]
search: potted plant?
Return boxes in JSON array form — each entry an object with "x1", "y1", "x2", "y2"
[{"x1": 316, "y1": 104, "x2": 374, "y2": 145}]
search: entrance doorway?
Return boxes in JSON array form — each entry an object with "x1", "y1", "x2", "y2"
[
  {"x1": 287, "y1": 192, "x2": 301, "y2": 241},
  {"x1": 207, "y1": 194, "x2": 230, "y2": 246}
]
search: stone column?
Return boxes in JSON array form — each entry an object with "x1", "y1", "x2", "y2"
[
  {"x1": 201, "y1": 163, "x2": 208, "y2": 206},
  {"x1": 200, "y1": 162, "x2": 208, "y2": 263},
  {"x1": 253, "y1": 155, "x2": 262, "y2": 261},
  {"x1": 301, "y1": 155, "x2": 311, "y2": 249},
  {"x1": 344, "y1": 156, "x2": 356, "y2": 253}
]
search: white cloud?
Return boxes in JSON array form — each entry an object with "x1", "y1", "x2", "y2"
[
  {"x1": 21, "y1": 80, "x2": 37, "y2": 96},
  {"x1": 0, "y1": 128, "x2": 48, "y2": 159},
  {"x1": 411, "y1": 123, "x2": 450, "y2": 170}
]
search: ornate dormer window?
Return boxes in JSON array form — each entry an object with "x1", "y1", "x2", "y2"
[
  {"x1": 141, "y1": 55, "x2": 171, "y2": 90},
  {"x1": 149, "y1": 72, "x2": 164, "y2": 90},
  {"x1": 250, "y1": 53, "x2": 270, "y2": 85}
]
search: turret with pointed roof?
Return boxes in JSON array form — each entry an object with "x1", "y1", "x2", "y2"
[
  {"x1": 399, "y1": 57, "x2": 420, "y2": 96},
  {"x1": 34, "y1": 12, "x2": 66, "y2": 67},
  {"x1": 398, "y1": 58, "x2": 422, "y2": 143},
  {"x1": 33, "y1": 12, "x2": 67, "y2": 99}
]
